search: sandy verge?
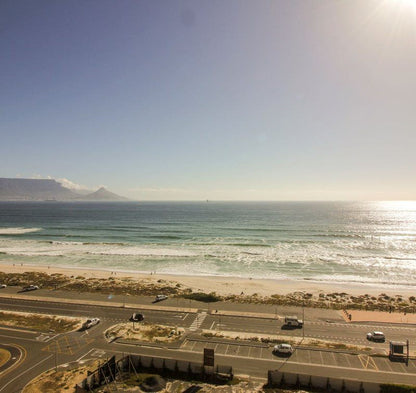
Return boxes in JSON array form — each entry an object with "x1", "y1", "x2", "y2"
[
  {"x1": 1, "y1": 262, "x2": 415, "y2": 298},
  {"x1": 346, "y1": 309, "x2": 416, "y2": 324}
]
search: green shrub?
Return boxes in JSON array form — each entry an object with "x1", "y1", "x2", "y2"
[
  {"x1": 380, "y1": 384, "x2": 416, "y2": 393},
  {"x1": 182, "y1": 292, "x2": 221, "y2": 302}
]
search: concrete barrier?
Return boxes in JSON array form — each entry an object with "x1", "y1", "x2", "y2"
[
  {"x1": 76, "y1": 354, "x2": 233, "y2": 391},
  {"x1": 268, "y1": 370, "x2": 379, "y2": 393}
]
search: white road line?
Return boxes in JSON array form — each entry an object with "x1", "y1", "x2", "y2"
[
  {"x1": 0, "y1": 354, "x2": 53, "y2": 392},
  {"x1": 0, "y1": 333, "x2": 40, "y2": 342},
  {"x1": 0, "y1": 344, "x2": 23, "y2": 377},
  {"x1": 77, "y1": 348, "x2": 95, "y2": 362},
  {"x1": 344, "y1": 353, "x2": 352, "y2": 368}
]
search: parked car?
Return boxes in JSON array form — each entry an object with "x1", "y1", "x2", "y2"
[
  {"x1": 367, "y1": 331, "x2": 385, "y2": 342},
  {"x1": 22, "y1": 285, "x2": 39, "y2": 292},
  {"x1": 83, "y1": 318, "x2": 100, "y2": 329},
  {"x1": 273, "y1": 343, "x2": 294, "y2": 355},
  {"x1": 283, "y1": 316, "x2": 303, "y2": 328},
  {"x1": 0, "y1": 284, "x2": 6, "y2": 289},
  {"x1": 130, "y1": 313, "x2": 144, "y2": 322},
  {"x1": 154, "y1": 294, "x2": 168, "y2": 302}
]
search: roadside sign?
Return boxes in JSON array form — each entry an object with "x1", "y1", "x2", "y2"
[{"x1": 203, "y1": 348, "x2": 214, "y2": 367}]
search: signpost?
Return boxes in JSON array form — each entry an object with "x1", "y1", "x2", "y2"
[{"x1": 203, "y1": 348, "x2": 215, "y2": 367}]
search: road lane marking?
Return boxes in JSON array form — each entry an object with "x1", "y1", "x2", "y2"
[
  {"x1": 0, "y1": 326, "x2": 38, "y2": 334},
  {"x1": 369, "y1": 356, "x2": 378, "y2": 371},
  {"x1": 344, "y1": 353, "x2": 352, "y2": 368},
  {"x1": 42, "y1": 334, "x2": 94, "y2": 355},
  {"x1": 102, "y1": 345, "x2": 416, "y2": 377},
  {"x1": 77, "y1": 349, "x2": 95, "y2": 362},
  {"x1": 358, "y1": 355, "x2": 366, "y2": 369},
  {"x1": 0, "y1": 333, "x2": 40, "y2": 342},
  {"x1": 0, "y1": 354, "x2": 53, "y2": 392},
  {"x1": 0, "y1": 343, "x2": 25, "y2": 379}
]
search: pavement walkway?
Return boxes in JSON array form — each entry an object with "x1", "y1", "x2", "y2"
[{"x1": 344, "y1": 309, "x2": 416, "y2": 324}]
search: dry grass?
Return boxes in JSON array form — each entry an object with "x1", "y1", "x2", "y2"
[
  {"x1": 0, "y1": 311, "x2": 82, "y2": 333},
  {"x1": 0, "y1": 348, "x2": 11, "y2": 368},
  {"x1": 105, "y1": 322, "x2": 184, "y2": 343},
  {"x1": 23, "y1": 359, "x2": 100, "y2": 393}
]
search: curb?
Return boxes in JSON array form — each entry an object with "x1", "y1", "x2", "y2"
[{"x1": 0, "y1": 293, "x2": 198, "y2": 314}]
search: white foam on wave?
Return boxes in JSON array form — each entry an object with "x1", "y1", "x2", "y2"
[
  {"x1": 0, "y1": 238, "x2": 196, "y2": 258},
  {"x1": 0, "y1": 227, "x2": 42, "y2": 235}
]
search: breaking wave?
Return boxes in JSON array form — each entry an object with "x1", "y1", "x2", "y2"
[{"x1": 0, "y1": 227, "x2": 42, "y2": 235}]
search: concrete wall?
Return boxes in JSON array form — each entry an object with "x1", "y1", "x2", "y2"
[
  {"x1": 76, "y1": 354, "x2": 233, "y2": 391},
  {"x1": 268, "y1": 370, "x2": 380, "y2": 393}
]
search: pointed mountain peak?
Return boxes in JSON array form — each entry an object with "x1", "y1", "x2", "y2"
[{"x1": 83, "y1": 187, "x2": 128, "y2": 201}]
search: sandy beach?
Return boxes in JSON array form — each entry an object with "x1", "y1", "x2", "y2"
[{"x1": 1, "y1": 262, "x2": 415, "y2": 299}]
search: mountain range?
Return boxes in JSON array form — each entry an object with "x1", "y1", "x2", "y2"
[{"x1": 0, "y1": 178, "x2": 128, "y2": 201}]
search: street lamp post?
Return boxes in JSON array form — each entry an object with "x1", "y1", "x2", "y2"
[
  {"x1": 302, "y1": 300, "x2": 305, "y2": 339},
  {"x1": 55, "y1": 345, "x2": 58, "y2": 372}
]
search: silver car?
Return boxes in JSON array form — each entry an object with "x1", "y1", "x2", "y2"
[
  {"x1": 367, "y1": 331, "x2": 385, "y2": 342},
  {"x1": 273, "y1": 343, "x2": 294, "y2": 355}
]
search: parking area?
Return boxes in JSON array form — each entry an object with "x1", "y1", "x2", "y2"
[{"x1": 181, "y1": 339, "x2": 416, "y2": 375}]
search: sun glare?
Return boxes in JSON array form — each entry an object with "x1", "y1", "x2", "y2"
[{"x1": 394, "y1": 0, "x2": 416, "y2": 9}]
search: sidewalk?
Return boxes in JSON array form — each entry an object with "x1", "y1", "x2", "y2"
[{"x1": 343, "y1": 309, "x2": 416, "y2": 324}]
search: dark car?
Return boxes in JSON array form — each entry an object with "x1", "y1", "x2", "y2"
[{"x1": 130, "y1": 313, "x2": 144, "y2": 322}]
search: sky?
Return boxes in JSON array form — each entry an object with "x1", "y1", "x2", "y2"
[{"x1": 1, "y1": 0, "x2": 416, "y2": 201}]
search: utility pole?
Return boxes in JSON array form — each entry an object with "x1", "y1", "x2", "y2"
[
  {"x1": 55, "y1": 344, "x2": 58, "y2": 372},
  {"x1": 302, "y1": 297, "x2": 305, "y2": 339}
]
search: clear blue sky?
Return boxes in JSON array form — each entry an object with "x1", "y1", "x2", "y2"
[{"x1": 1, "y1": 0, "x2": 416, "y2": 200}]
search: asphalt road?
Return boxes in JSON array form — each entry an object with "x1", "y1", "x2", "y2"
[
  {"x1": 0, "y1": 289, "x2": 415, "y2": 392},
  {"x1": 0, "y1": 344, "x2": 22, "y2": 375},
  {"x1": 0, "y1": 295, "x2": 414, "y2": 347}
]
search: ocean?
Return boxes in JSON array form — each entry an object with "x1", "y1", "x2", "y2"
[{"x1": 0, "y1": 201, "x2": 415, "y2": 287}]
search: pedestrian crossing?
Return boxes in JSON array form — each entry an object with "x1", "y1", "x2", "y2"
[{"x1": 189, "y1": 311, "x2": 207, "y2": 331}]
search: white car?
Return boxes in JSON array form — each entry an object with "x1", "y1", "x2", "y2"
[
  {"x1": 155, "y1": 294, "x2": 168, "y2": 302},
  {"x1": 273, "y1": 343, "x2": 294, "y2": 355},
  {"x1": 367, "y1": 331, "x2": 385, "y2": 342},
  {"x1": 23, "y1": 285, "x2": 39, "y2": 291},
  {"x1": 83, "y1": 318, "x2": 100, "y2": 329},
  {"x1": 0, "y1": 284, "x2": 6, "y2": 289}
]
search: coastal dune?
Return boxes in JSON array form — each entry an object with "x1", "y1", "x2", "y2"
[{"x1": 1, "y1": 262, "x2": 415, "y2": 298}]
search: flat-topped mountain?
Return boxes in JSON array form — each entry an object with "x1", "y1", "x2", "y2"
[{"x1": 0, "y1": 178, "x2": 128, "y2": 201}]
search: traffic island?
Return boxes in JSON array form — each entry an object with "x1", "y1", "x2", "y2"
[
  {"x1": 104, "y1": 322, "x2": 185, "y2": 344},
  {"x1": 0, "y1": 348, "x2": 10, "y2": 368}
]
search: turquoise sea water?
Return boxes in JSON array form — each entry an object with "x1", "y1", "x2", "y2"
[{"x1": 0, "y1": 201, "x2": 416, "y2": 286}]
